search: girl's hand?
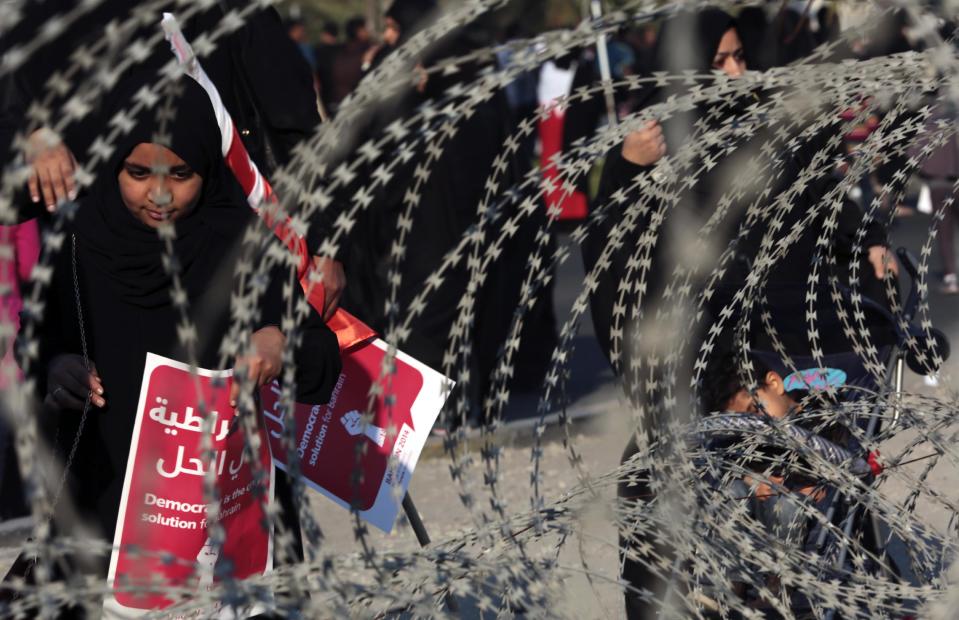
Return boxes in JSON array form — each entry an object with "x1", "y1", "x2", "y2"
[
  {"x1": 230, "y1": 326, "x2": 285, "y2": 407},
  {"x1": 311, "y1": 255, "x2": 346, "y2": 321},
  {"x1": 46, "y1": 354, "x2": 104, "y2": 410}
]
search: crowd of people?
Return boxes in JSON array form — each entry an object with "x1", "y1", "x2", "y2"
[{"x1": 0, "y1": 0, "x2": 955, "y2": 617}]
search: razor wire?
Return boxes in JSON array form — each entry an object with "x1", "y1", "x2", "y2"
[{"x1": 1, "y1": 0, "x2": 959, "y2": 618}]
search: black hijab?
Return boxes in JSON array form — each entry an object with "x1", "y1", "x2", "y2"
[
  {"x1": 637, "y1": 7, "x2": 749, "y2": 152},
  {"x1": 386, "y1": 0, "x2": 437, "y2": 43},
  {"x1": 366, "y1": 0, "x2": 437, "y2": 71},
  {"x1": 654, "y1": 6, "x2": 738, "y2": 76},
  {"x1": 71, "y1": 78, "x2": 252, "y2": 308},
  {"x1": 738, "y1": 6, "x2": 774, "y2": 71}
]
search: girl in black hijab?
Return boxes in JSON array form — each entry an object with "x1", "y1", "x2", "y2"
[
  {"x1": 593, "y1": 13, "x2": 754, "y2": 616},
  {"x1": 28, "y1": 77, "x2": 341, "y2": 567}
]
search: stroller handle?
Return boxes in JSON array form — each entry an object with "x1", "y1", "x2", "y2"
[
  {"x1": 896, "y1": 247, "x2": 921, "y2": 280},
  {"x1": 854, "y1": 247, "x2": 952, "y2": 373},
  {"x1": 896, "y1": 247, "x2": 922, "y2": 323}
]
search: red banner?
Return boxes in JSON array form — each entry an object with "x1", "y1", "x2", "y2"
[
  {"x1": 261, "y1": 339, "x2": 451, "y2": 532},
  {"x1": 105, "y1": 354, "x2": 273, "y2": 618}
]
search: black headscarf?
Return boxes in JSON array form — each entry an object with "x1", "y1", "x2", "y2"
[
  {"x1": 385, "y1": 0, "x2": 437, "y2": 43},
  {"x1": 738, "y1": 5, "x2": 774, "y2": 71},
  {"x1": 775, "y1": 6, "x2": 818, "y2": 65},
  {"x1": 654, "y1": 6, "x2": 737, "y2": 76},
  {"x1": 71, "y1": 78, "x2": 251, "y2": 308},
  {"x1": 635, "y1": 7, "x2": 749, "y2": 152},
  {"x1": 366, "y1": 0, "x2": 437, "y2": 71}
]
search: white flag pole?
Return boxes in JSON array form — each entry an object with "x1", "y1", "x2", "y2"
[{"x1": 590, "y1": 0, "x2": 617, "y2": 127}]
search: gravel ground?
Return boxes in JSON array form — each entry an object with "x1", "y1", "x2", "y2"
[
  {"x1": 1, "y1": 381, "x2": 957, "y2": 618},
  {"x1": 298, "y1": 407, "x2": 630, "y2": 618}
]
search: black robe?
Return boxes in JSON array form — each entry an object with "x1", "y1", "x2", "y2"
[
  {"x1": 343, "y1": 23, "x2": 558, "y2": 418},
  {"x1": 593, "y1": 13, "x2": 888, "y2": 617},
  {"x1": 581, "y1": 9, "x2": 891, "y2": 379}
]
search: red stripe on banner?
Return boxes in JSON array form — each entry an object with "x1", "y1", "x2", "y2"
[
  {"x1": 226, "y1": 126, "x2": 257, "y2": 196},
  {"x1": 223, "y1": 121, "x2": 375, "y2": 350}
]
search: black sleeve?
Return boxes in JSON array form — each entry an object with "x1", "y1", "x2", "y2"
[
  {"x1": 582, "y1": 146, "x2": 653, "y2": 370},
  {"x1": 303, "y1": 181, "x2": 348, "y2": 262},
  {"x1": 0, "y1": 73, "x2": 24, "y2": 167},
  {"x1": 562, "y1": 58, "x2": 605, "y2": 195},
  {"x1": 232, "y1": 7, "x2": 320, "y2": 168},
  {"x1": 582, "y1": 146, "x2": 652, "y2": 274},
  {"x1": 836, "y1": 194, "x2": 888, "y2": 252},
  {"x1": 256, "y1": 242, "x2": 342, "y2": 405},
  {"x1": 0, "y1": 73, "x2": 51, "y2": 223}
]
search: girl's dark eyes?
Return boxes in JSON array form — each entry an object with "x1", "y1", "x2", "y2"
[{"x1": 124, "y1": 164, "x2": 194, "y2": 181}]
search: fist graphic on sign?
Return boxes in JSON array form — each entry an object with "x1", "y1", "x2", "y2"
[
  {"x1": 340, "y1": 410, "x2": 387, "y2": 447},
  {"x1": 195, "y1": 537, "x2": 219, "y2": 588}
]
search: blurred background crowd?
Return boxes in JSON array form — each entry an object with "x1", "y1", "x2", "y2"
[{"x1": 1, "y1": 1, "x2": 959, "y2": 617}]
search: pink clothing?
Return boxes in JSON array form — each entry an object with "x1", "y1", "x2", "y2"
[{"x1": 0, "y1": 220, "x2": 40, "y2": 387}]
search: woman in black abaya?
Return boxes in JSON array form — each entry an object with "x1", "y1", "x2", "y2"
[
  {"x1": 584, "y1": 8, "x2": 894, "y2": 388},
  {"x1": 587, "y1": 8, "x2": 894, "y2": 617},
  {"x1": 27, "y1": 78, "x2": 341, "y2": 581}
]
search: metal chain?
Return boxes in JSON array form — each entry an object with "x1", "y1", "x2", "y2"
[{"x1": 44, "y1": 234, "x2": 92, "y2": 519}]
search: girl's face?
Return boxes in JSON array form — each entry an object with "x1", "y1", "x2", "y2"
[
  {"x1": 118, "y1": 143, "x2": 203, "y2": 228},
  {"x1": 712, "y1": 28, "x2": 746, "y2": 77}
]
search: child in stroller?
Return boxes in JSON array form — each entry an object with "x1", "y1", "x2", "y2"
[
  {"x1": 694, "y1": 349, "x2": 881, "y2": 606},
  {"x1": 618, "y1": 249, "x2": 950, "y2": 617}
]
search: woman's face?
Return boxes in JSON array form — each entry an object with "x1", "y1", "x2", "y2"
[
  {"x1": 712, "y1": 28, "x2": 746, "y2": 77},
  {"x1": 118, "y1": 143, "x2": 202, "y2": 228},
  {"x1": 383, "y1": 17, "x2": 400, "y2": 46}
]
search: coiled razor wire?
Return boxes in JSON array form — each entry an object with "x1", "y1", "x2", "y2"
[{"x1": 0, "y1": 0, "x2": 959, "y2": 617}]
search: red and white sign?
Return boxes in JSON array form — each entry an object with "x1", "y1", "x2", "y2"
[
  {"x1": 261, "y1": 338, "x2": 451, "y2": 532},
  {"x1": 104, "y1": 354, "x2": 273, "y2": 619}
]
